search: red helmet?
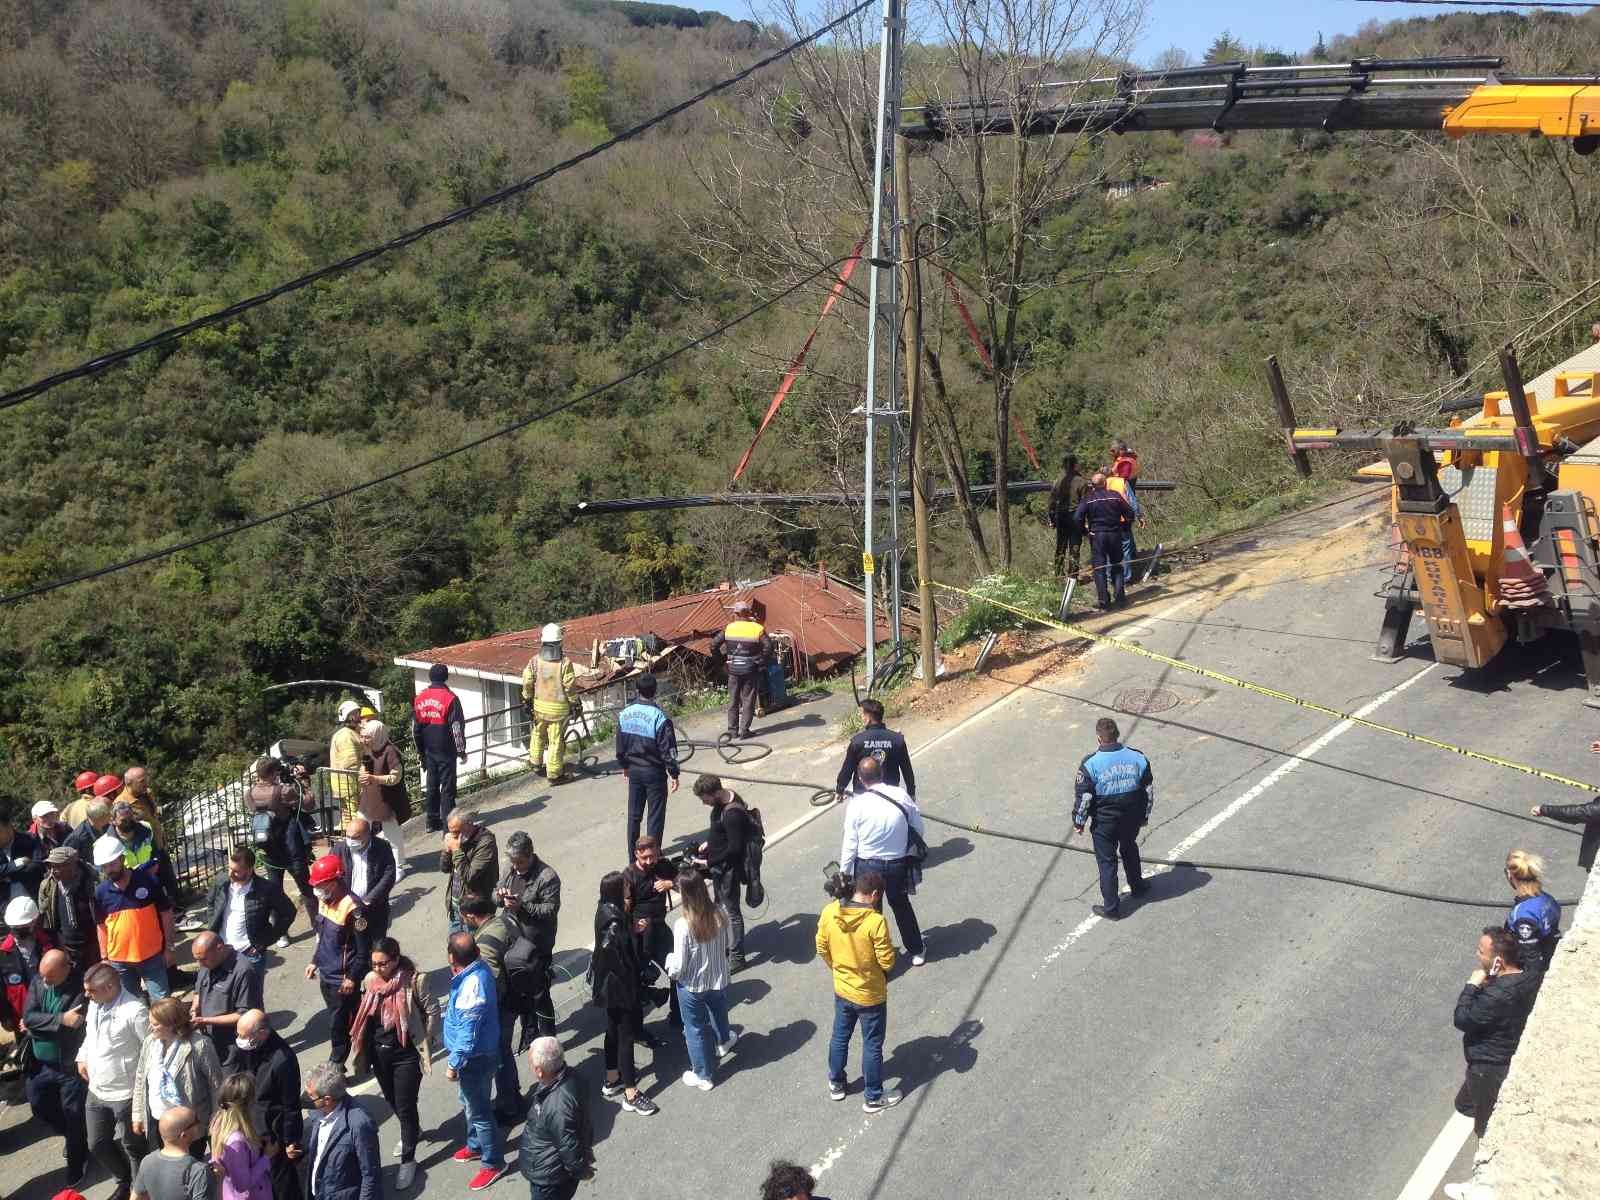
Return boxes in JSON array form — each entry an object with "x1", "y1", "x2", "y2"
[
  {"x1": 92, "y1": 774, "x2": 123, "y2": 798},
  {"x1": 74, "y1": 771, "x2": 99, "y2": 793},
  {"x1": 307, "y1": 854, "x2": 343, "y2": 887}
]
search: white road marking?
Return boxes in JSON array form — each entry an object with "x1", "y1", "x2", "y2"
[
  {"x1": 1394, "y1": 1111, "x2": 1475, "y2": 1200},
  {"x1": 811, "y1": 1119, "x2": 872, "y2": 1178},
  {"x1": 1032, "y1": 661, "x2": 1439, "y2": 977}
]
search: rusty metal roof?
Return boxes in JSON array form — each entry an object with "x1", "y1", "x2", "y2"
[{"x1": 397, "y1": 570, "x2": 917, "y2": 679}]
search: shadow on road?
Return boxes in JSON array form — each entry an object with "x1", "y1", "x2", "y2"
[
  {"x1": 1125, "y1": 863, "x2": 1212, "y2": 917},
  {"x1": 923, "y1": 835, "x2": 974, "y2": 870},
  {"x1": 917, "y1": 917, "x2": 997, "y2": 963},
  {"x1": 882, "y1": 1017, "x2": 982, "y2": 1097},
  {"x1": 753, "y1": 712, "x2": 828, "y2": 737},
  {"x1": 746, "y1": 912, "x2": 822, "y2": 966},
  {"x1": 720, "y1": 1016, "x2": 817, "y2": 1079}
]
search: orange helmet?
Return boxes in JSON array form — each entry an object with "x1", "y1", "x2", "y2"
[
  {"x1": 307, "y1": 854, "x2": 343, "y2": 887},
  {"x1": 74, "y1": 771, "x2": 99, "y2": 793},
  {"x1": 92, "y1": 774, "x2": 123, "y2": 798}
]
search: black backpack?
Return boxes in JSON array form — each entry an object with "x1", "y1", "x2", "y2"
[
  {"x1": 738, "y1": 801, "x2": 766, "y2": 906},
  {"x1": 501, "y1": 918, "x2": 548, "y2": 1006}
]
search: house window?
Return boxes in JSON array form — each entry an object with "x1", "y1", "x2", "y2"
[{"x1": 484, "y1": 679, "x2": 520, "y2": 744}]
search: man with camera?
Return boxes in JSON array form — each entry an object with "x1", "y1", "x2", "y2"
[{"x1": 620, "y1": 836, "x2": 680, "y2": 1039}]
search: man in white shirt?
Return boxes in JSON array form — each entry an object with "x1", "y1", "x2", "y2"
[
  {"x1": 203, "y1": 846, "x2": 295, "y2": 985},
  {"x1": 838, "y1": 757, "x2": 928, "y2": 966},
  {"x1": 334, "y1": 817, "x2": 396, "y2": 943},
  {"x1": 76, "y1": 960, "x2": 149, "y2": 1200}
]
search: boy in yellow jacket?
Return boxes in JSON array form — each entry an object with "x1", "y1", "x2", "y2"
[{"x1": 815, "y1": 869, "x2": 902, "y2": 1112}]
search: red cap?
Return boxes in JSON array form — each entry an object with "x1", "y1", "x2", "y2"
[
  {"x1": 92, "y1": 773, "x2": 123, "y2": 798},
  {"x1": 308, "y1": 854, "x2": 344, "y2": 886},
  {"x1": 74, "y1": 770, "x2": 99, "y2": 792}
]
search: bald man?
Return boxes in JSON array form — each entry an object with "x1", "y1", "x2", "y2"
[
  {"x1": 190, "y1": 930, "x2": 262, "y2": 1060},
  {"x1": 229, "y1": 1010, "x2": 305, "y2": 1200},
  {"x1": 24, "y1": 948, "x2": 90, "y2": 1184},
  {"x1": 132, "y1": 1106, "x2": 209, "y2": 1200},
  {"x1": 119, "y1": 766, "x2": 166, "y2": 852},
  {"x1": 333, "y1": 816, "x2": 397, "y2": 942}
]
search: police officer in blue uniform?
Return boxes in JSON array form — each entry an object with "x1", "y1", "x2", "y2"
[
  {"x1": 1072, "y1": 717, "x2": 1153, "y2": 919},
  {"x1": 615, "y1": 672, "x2": 681, "y2": 857}
]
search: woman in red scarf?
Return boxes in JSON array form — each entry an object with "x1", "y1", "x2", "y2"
[{"x1": 349, "y1": 936, "x2": 439, "y2": 1190}]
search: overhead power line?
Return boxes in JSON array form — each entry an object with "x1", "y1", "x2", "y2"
[
  {"x1": 0, "y1": 259, "x2": 852, "y2": 607},
  {"x1": 0, "y1": 0, "x2": 874, "y2": 414}
]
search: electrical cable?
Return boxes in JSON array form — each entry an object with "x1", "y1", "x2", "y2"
[
  {"x1": 0, "y1": 258, "x2": 852, "y2": 607},
  {"x1": 559, "y1": 734, "x2": 1566, "y2": 906},
  {"x1": 0, "y1": 0, "x2": 875, "y2": 414}
]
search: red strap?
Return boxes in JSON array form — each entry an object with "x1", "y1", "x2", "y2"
[
  {"x1": 732, "y1": 243, "x2": 866, "y2": 484},
  {"x1": 942, "y1": 272, "x2": 1042, "y2": 473}
]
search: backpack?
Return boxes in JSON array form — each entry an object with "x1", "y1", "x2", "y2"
[
  {"x1": 501, "y1": 920, "x2": 548, "y2": 1007},
  {"x1": 740, "y1": 802, "x2": 766, "y2": 906}
]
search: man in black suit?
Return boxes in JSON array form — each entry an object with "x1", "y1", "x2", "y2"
[
  {"x1": 332, "y1": 816, "x2": 397, "y2": 943},
  {"x1": 229, "y1": 1009, "x2": 305, "y2": 1200}
]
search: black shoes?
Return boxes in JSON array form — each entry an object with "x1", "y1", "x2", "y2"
[
  {"x1": 1091, "y1": 904, "x2": 1122, "y2": 920},
  {"x1": 1130, "y1": 883, "x2": 1151, "y2": 897}
]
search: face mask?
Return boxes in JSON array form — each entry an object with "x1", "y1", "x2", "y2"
[
  {"x1": 350, "y1": 838, "x2": 369, "y2": 851},
  {"x1": 235, "y1": 1035, "x2": 259, "y2": 1052},
  {"x1": 315, "y1": 886, "x2": 334, "y2": 903}
]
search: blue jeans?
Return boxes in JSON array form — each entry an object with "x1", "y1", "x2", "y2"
[
  {"x1": 677, "y1": 985, "x2": 732, "y2": 1080},
  {"x1": 828, "y1": 995, "x2": 887, "y2": 1101},
  {"x1": 457, "y1": 1056, "x2": 502, "y2": 1167},
  {"x1": 240, "y1": 947, "x2": 268, "y2": 985},
  {"x1": 1122, "y1": 530, "x2": 1138, "y2": 584},
  {"x1": 112, "y1": 952, "x2": 169, "y2": 1000},
  {"x1": 493, "y1": 1003, "x2": 521, "y2": 1118}
]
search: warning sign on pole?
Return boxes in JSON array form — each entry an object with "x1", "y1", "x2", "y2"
[{"x1": 862, "y1": 551, "x2": 876, "y2": 576}]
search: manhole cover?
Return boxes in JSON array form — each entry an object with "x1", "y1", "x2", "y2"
[{"x1": 1113, "y1": 687, "x2": 1181, "y2": 715}]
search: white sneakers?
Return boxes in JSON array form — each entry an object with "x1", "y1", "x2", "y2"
[
  {"x1": 681, "y1": 1070, "x2": 713, "y2": 1091},
  {"x1": 716, "y1": 1026, "x2": 742, "y2": 1057}
]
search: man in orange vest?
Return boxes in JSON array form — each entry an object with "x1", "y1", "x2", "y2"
[
  {"x1": 711, "y1": 600, "x2": 771, "y2": 740},
  {"x1": 1107, "y1": 438, "x2": 1147, "y2": 586}
]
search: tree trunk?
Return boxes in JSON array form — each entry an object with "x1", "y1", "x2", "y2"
[{"x1": 923, "y1": 344, "x2": 993, "y2": 574}]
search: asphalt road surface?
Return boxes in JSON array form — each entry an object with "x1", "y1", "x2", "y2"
[{"x1": 6, "y1": 487, "x2": 1594, "y2": 1200}]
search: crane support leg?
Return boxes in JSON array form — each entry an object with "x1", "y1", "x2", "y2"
[{"x1": 1374, "y1": 569, "x2": 1417, "y2": 662}]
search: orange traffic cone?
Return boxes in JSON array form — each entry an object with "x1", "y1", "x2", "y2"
[{"x1": 1498, "y1": 505, "x2": 1550, "y2": 608}]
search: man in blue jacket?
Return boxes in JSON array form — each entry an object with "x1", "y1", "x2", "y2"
[
  {"x1": 615, "y1": 673, "x2": 680, "y2": 858},
  {"x1": 445, "y1": 931, "x2": 507, "y2": 1191},
  {"x1": 1072, "y1": 717, "x2": 1154, "y2": 919},
  {"x1": 300, "y1": 1061, "x2": 380, "y2": 1200}
]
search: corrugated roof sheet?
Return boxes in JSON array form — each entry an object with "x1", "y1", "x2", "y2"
[{"x1": 398, "y1": 571, "x2": 916, "y2": 679}]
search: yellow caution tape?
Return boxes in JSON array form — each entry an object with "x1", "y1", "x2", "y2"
[{"x1": 931, "y1": 579, "x2": 1598, "y2": 795}]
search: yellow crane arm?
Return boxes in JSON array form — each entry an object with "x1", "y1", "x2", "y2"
[{"x1": 1444, "y1": 82, "x2": 1600, "y2": 142}]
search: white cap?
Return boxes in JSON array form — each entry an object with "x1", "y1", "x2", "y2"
[
  {"x1": 541, "y1": 623, "x2": 562, "y2": 643},
  {"x1": 4, "y1": 896, "x2": 39, "y2": 926},
  {"x1": 92, "y1": 835, "x2": 127, "y2": 867},
  {"x1": 337, "y1": 700, "x2": 361, "y2": 721},
  {"x1": 30, "y1": 799, "x2": 59, "y2": 819}
]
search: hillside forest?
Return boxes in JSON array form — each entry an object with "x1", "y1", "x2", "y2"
[{"x1": 1, "y1": 0, "x2": 1598, "y2": 816}]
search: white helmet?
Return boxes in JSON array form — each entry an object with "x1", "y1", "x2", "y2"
[
  {"x1": 92, "y1": 835, "x2": 127, "y2": 868},
  {"x1": 541, "y1": 623, "x2": 562, "y2": 643},
  {"x1": 4, "y1": 895, "x2": 39, "y2": 927},
  {"x1": 337, "y1": 699, "x2": 361, "y2": 722}
]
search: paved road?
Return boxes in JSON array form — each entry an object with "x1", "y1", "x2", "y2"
[{"x1": 6, "y1": 488, "x2": 1594, "y2": 1200}]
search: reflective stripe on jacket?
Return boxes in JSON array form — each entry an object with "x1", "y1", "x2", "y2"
[{"x1": 524, "y1": 657, "x2": 576, "y2": 720}]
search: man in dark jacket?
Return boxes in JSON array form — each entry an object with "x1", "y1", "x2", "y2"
[
  {"x1": 835, "y1": 698, "x2": 916, "y2": 798},
  {"x1": 442, "y1": 809, "x2": 498, "y2": 935},
  {"x1": 23, "y1": 949, "x2": 89, "y2": 1184},
  {"x1": 300, "y1": 1062, "x2": 380, "y2": 1200},
  {"x1": 229, "y1": 1010, "x2": 304, "y2": 1200},
  {"x1": 64, "y1": 800, "x2": 113, "y2": 863},
  {"x1": 693, "y1": 775, "x2": 751, "y2": 970},
  {"x1": 1047, "y1": 453, "x2": 1091, "y2": 577},
  {"x1": 518, "y1": 1037, "x2": 592, "y2": 1200},
  {"x1": 189, "y1": 932, "x2": 263, "y2": 1061},
  {"x1": 333, "y1": 817, "x2": 397, "y2": 943},
  {"x1": 621, "y1": 836, "x2": 679, "y2": 1037},
  {"x1": 710, "y1": 599, "x2": 771, "y2": 740},
  {"x1": 38, "y1": 846, "x2": 100, "y2": 978},
  {"x1": 206, "y1": 846, "x2": 295, "y2": 983},
  {"x1": 1531, "y1": 795, "x2": 1600, "y2": 868},
  {"x1": 1074, "y1": 471, "x2": 1135, "y2": 609},
  {"x1": 498, "y1": 832, "x2": 560, "y2": 1039},
  {"x1": 615, "y1": 672, "x2": 680, "y2": 858},
  {"x1": 412, "y1": 663, "x2": 468, "y2": 833},
  {"x1": 0, "y1": 813, "x2": 44, "y2": 897},
  {"x1": 248, "y1": 757, "x2": 317, "y2": 938},
  {"x1": 1452, "y1": 926, "x2": 1539, "y2": 1138}
]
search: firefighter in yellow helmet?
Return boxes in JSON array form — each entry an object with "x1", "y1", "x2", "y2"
[
  {"x1": 523, "y1": 623, "x2": 578, "y2": 783},
  {"x1": 329, "y1": 700, "x2": 364, "y2": 824}
]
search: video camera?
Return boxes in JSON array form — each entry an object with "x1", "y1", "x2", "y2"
[{"x1": 822, "y1": 860, "x2": 853, "y2": 901}]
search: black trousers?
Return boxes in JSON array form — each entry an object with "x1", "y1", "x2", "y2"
[
  {"x1": 1455, "y1": 1063, "x2": 1510, "y2": 1138},
  {"x1": 423, "y1": 752, "x2": 458, "y2": 826},
  {"x1": 626, "y1": 773, "x2": 668, "y2": 857},
  {"x1": 371, "y1": 1038, "x2": 424, "y2": 1161},
  {"x1": 1054, "y1": 522, "x2": 1084, "y2": 576},
  {"x1": 86, "y1": 1094, "x2": 141, "y2": 1186},
  {"x1": 266, "y1": 857, "x2": 319, "y2": 925},
  {"x1": 635, "y1": 920, "x2": 681, "y2": 1027},
  {"x1": 728, "y1": 673, "x2": 759, "y2": 736},
  {"x1": 856, "y1": 857, "x2": 923, "y2": 956},
  {"x1": 320, "y1": 979, "x2": 360, "y2": 1066},
  {"x1": 603, "y1": 1006, "x2": 638, "y2": 1087},
  {"x1": 1090, "y1": 816, "x2": 1143, "y2": 912},
  {"x1": 1089, "y1": 529, "x2": 1127, "y2": 607},
  {"x1": 27, "y1": 1064, "x2": 88, "y2": 1173},
  {"x1": 713, "y1": 867, "x2": 745, "y2": 956}
]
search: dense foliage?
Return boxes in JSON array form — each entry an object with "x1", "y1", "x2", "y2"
[{"x1": 0, "y1": 0, "x2": 1596, "y2": 816}]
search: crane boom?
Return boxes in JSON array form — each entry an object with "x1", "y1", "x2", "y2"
[{"x1": 900, "y1": 56, "x2": 1600, "y2": 149}]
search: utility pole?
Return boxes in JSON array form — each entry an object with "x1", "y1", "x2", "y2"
[
  {"x1": 896, "y1": 134, "x2": 937, "y2": 688},
  {"x1": 859, "y1": 0, "x2": 904, "y2": 685}
]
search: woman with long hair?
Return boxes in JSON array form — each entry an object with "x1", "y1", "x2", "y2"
[
  {"x1": 349, "y1": 935, "x2": 439, "y2": 1191},
  {"x1": 665, "y1": 867, "x2": 738, "y2": 1090},
  {"x1": 131, "y1": 996, "x2": 224, "y2": 1157},
  {"x1": 1504, "y1": 848, "x2": 1561, "y2": 976},
  {"x1": 209, "y1": 1073, "x2": 273, "y2": 1200},
  {"x1": 590, "y1": 871, "x2": 658, "y2": 1116}
]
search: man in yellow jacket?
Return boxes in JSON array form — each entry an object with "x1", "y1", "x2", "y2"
[
  {"x1": 523, "y1": 624, "x2": 578, "y2": 783},
  {"x1": 815, "y1": 869, "x2": 902, "y2": 1113}
]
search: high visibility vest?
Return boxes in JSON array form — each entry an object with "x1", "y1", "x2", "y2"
[
  {"x1": 721, "y1": 620, "x2": 767, "y2": 676},
  {"x1": 530, "y1": 656, "x2": 573, "y2": 720}
]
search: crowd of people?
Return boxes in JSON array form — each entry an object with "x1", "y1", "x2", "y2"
[{"x1": 1047, "y1": 437, "x2": 1149, "y2": 610}]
